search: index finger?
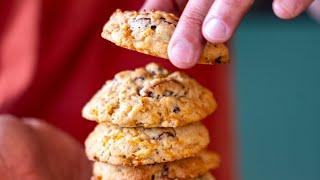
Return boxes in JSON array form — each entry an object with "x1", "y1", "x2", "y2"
[
  {"x1": 168, "y1": 0, "x2": 214, "y2": 69},
  {"x1": 202, "y1": 0, "x2": 254, "y2": 43}
]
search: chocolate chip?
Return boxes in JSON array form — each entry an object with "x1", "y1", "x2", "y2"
[
  {"x1": 136, "y1": 122, "x2": 143, "y2": 127},
  {"x1": 163, "y1": 90, "x2": 174, "y2": 97},
  {"x1": 134, "y1": 76, "x2": 145, "y2": 82},
  {"x1": 138, "y1": 17, "x2": 151, "y2": 21},
  {"x1": 164, "y1": 20, "x2": 173, "y2": 25},
  {"x1": 151, "y1": 175, "x2": 155, "y2": 180},
  {"x1": 162, "y1": 19, "x2": 173, "y2": 25},
  {"x1": 161, "y1": 165, "x2": 169, "y2": 176},
  {"x1": 159, "y1": 16, "x2": 176, "y2": 25},
  {"x1": 140, "y1": 90, "x2": 161, "y2": 99},
  {"x1": 134, "y1": 17, "x2": 151, "y2": 28},
  {"x1": 153, "y1": 131, "x2": 176, "y2": 140},
  {"x1": 215, "y1": 56, "x2": 222, "y2": 64},
  {"x1": 145, "y1": 91, "x2": 154, "y2": 97},
  {"x1": 151, "y1": 25, "x2": 157, "y2": 30},
  {"x1": 157, "y1": 66, "x2": 165, "y2": 73},
  {"x1": 173, "y1": 106, "x2": 180, "y2": 113}
]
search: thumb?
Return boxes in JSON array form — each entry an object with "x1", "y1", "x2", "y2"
[{"x1": 23, "y1": 118, "x2": 91, "y2": 180}]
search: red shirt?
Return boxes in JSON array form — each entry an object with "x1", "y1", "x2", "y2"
[{"x1": 0, "y1": 1, "x2": 236, "y2": 179}]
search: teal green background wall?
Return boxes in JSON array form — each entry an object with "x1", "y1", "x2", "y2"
[{"x1": 235, "y1": 14, "x2": 320, "y2": 180}]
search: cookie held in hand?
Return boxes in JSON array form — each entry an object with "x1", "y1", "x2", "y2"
[{"x1": 102, "y1": 9, "x2": 229, "y2": 64}]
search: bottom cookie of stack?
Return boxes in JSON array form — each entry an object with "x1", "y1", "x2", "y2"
[{"x1": 90, "y1": 151, "x2": 220, "y2": 180}]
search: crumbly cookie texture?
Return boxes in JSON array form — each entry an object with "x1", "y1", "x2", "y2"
[
  {"x1": 82, "y1": 63, "x2": 217, "y2": 127},
  {"x1": 101, "y1": 9, "x2": 229, "y2": 65},
  {"x1": 91, "y1": 172, "x2": 214, "y2": 180},
  {"x1": 91, "y1": 150, "x2": 219, "y2": 180},
  {"x1": 85, "y1": 122, "x2": 209, "y2": 166}
]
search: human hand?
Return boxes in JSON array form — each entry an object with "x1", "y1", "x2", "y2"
[
  {"x1": 308, "y1": 0, "x2": 320, "y2": 22},
  {"x1": 0, "y1": 115, "x2": 91, "y2": 180},
  {"x1": 142, "y1": 0, "x2": 315, "y2": 68}
]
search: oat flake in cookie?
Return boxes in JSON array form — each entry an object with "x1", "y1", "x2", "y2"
[
  {"x1": 91, "y1": 151, "x2": 219, "y2": 180},
  {"x1": 101, "y1": 9, "x2": 229, "y2": 64},
  {"x1": 85, "y1": 122, "x2": 209, "y2": 166},
  {"x1": 82, "y1": 63, "x2": 217, "y2": 127}
]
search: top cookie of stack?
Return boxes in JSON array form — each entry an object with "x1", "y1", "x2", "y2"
[
  {"x1": 101, "y1": 9, "x2": 229, "y2": 65},
  {"x1": 82, "y1": 63, "x2": 217, "y2": 128}
]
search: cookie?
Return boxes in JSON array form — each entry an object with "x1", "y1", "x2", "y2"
[
  {"x1": 199, "y1": 173, "x2": 215, "y2": 180},
  {"x1": 91, "y1": 173, "x2": 214, "y2": 180},
  {"x1": 85, "y1": 122, "x2": 209, "y2": 166},
  {"x1": 101, "y1": 9, "x2": 229, "y2": 65},
  {"x1": 91, "y1": 150, "x2": 219, "y2": 180},
  {"x1": 82, "y1": 63, "x2": 217, "y2": 127}
]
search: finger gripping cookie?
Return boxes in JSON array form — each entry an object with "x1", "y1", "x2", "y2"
[
  {"x1": 91, "y1": 151, "x2": 219, "y2": 180},
  {"x1": 85, "y1": 122, "x2": 210, "y2": 166},
  {"x1": 82, "y1": 63, "x2": 217, "y2": 127},
  {"x1": 101, "y1": 9, "x2": 230, "y2": 64}
]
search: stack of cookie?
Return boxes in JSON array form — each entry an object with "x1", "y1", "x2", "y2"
[{"x1": 82, "y1": 63, "x2": 220, "y2": 180}]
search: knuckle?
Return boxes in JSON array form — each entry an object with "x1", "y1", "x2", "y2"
[
  {"x1": 223, "y1": 0, "x2": 254, "y2": 8},
  {"x1": 181, "y1": 8, "x2": 205, "y2": 26}
]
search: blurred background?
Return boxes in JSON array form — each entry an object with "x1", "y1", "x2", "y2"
[
  {"x1": 1, "y1": 1, "x2": 320, "y2": 180},
  {"x1": 236, "y1": 1, "x2": 320, "y2": 180}
]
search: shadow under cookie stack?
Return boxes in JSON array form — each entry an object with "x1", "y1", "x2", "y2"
[{"x1": 82, "y1": 63, "x2": 221, "y2": 180}]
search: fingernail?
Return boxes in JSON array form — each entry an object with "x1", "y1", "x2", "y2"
[
  {"x1": 204, "y1": 18, "x2": 228, "y2": 42},
  {"x1": 273, "y1": 0, "x2": 297, "y2": 18},
  {"x1": 279, "y1": 0, "x2": 297, "y2": 12},
  {"x1": 169, "y1": 39, "x2": 197, "y2": 68}
]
